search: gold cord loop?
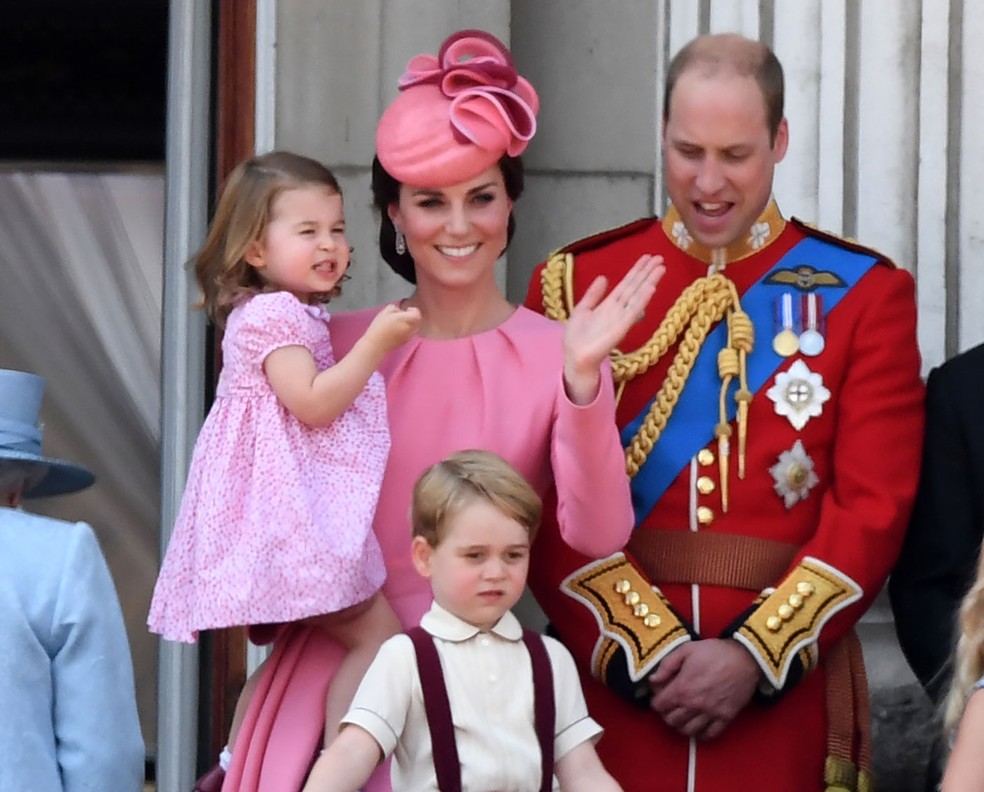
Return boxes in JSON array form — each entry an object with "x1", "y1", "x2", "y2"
[{"x1": 541, "y1": 258, "x2": 755, "y2": 511}]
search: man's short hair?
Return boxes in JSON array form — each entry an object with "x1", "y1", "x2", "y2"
[
  {"x1": 663, "y1": 33, "x2": 785, "y2": 144},
  {"x1": 411, "y1": 450, "x2": 542, "y2": 547}
]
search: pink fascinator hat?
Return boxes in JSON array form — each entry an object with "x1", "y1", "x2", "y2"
[{"x1": 376, "y1": 29, "x2": 539, "y2": 187}]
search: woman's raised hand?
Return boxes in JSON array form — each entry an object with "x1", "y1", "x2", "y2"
[{"x1": 562, "y1": 254, "x2": 665, "y2": 405}]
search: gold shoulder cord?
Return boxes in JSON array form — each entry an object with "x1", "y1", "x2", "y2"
[{"x1": 541, "y1": 251, "x2": 753, "y2": 512}]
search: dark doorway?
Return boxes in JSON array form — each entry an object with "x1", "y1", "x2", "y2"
[{"x1": 0, "y1": 0, "x2": 167, "y2": 162}]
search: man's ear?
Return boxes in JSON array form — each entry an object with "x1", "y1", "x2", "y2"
[
  {"x1": 411, "y1": 536, "x2": 434, "y2": 578},
  {"x1": 772, "y1": 116, "x2": 790, "y2": 163},
  {"x1": 244, "y1": 239, "x2": 265, "y2": 269}
]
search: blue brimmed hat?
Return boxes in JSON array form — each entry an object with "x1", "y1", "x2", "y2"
[{"x1": 0, "y1": 369, "x2": 95, "y2": 498}]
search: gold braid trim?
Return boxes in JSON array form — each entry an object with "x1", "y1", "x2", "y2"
[
  {"x1": 540, "y1": 256, "x2": 753, "y2": 506},
  {"x1": 824, "y1": 755, "x2": 857, "y2": 792},
  {"x1": 562, "y1": 553, "x2": 692, "y2": 681},
  {"x1": 541, "y1": 251, "x2": 574, "y2": 322}
]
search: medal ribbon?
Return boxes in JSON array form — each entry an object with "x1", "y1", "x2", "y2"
[{"x1": 621, "y1": 236, "x2": 878, "y2": 526}]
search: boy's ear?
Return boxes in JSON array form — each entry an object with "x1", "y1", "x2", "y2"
[
  {"x1": 244, "y1": 240, "x2": 265, "y2": 269},
  {"x1": 411, "y1": 536, "x2": 434, "y2": 578}
]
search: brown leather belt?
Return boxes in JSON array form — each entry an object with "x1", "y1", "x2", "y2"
[{"x1": 627, "y1": 529, "x2": 800, "y2": 592}]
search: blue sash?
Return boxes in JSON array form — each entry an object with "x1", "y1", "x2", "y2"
[{"x1": 621, "y1": 236, "x2": 877, "y2": 526}]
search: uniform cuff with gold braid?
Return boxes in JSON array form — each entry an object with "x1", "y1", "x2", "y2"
[
  {"x1": 720, "y1": 597, "x2": 814, "y2": 704},
  {"x1": 562, "y1": 553, "x2": 694, "y2": 705},
  {"x1": 731, "y1": 557, "x2": 862, "y2": 689}
]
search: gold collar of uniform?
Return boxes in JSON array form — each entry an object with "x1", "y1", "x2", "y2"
[{"x1": 661, "y1": 199, "x2": 786, "y2": 269}]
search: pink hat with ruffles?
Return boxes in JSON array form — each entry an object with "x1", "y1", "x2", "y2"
[{"x1": 376, "y1": 29, "x2": 539, "y2": 187}]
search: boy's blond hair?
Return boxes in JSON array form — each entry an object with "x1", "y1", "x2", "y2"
[{"x1": 411, "y1": 450, "x2": 541, "y2": 547}]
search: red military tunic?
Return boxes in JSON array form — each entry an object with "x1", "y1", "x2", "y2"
[{"x1": 525, "y1": 201, "x2": 924, "y2": 792}]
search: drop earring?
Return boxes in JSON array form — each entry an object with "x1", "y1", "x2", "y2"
[{"x1": 395, "y1": 229, "x2": 406, "y2": 255}]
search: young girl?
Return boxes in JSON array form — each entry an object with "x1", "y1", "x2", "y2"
[
  {"x1": 148, "y1": 151, "x2": 420, "y2": 768},
  {"x1": 941, "y1": 548, "x2": 984, "y2": 790}
]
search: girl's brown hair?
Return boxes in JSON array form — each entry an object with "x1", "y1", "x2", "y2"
[{"x1": 194, "y1": 151, "x2": 342, "y2": 326}]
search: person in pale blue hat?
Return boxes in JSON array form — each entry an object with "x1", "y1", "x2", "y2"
[{"x1": 0, "y1": 368, "x2": 144, "y2": 791}]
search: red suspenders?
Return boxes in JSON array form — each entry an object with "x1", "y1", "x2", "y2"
[{"x1": 407, "y1": 627, "x2": 556, "y2": 792}]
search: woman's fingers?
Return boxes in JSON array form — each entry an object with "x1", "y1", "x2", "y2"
[
  {"x1": 574, "y1": 275, "x2": 610, "y2": 313},
  {"x1": 604, "y1": 255, "x2": 664, "y2": 316},
  {"x1": 573, "y1": 254, "x2": 663, "y2": 317},
  {"x1": 564, "y1": 254, "x2": 665, "y2": 372}
]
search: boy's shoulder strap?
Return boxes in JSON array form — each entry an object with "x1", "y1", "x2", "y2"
[
  {"x1": 522, "y1": 629, "x2": 556, "y2": 792},
  {"x1": 407, "y1": 626, "x2": 461, "y2": 792},
  {"x1": 408, "y1": 626, "x2": 557, "y2": 792}
]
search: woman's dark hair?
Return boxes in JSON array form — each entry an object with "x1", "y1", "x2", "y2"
[{"x1": 371, "y1": 154, "x2": 525, "y2": 284}]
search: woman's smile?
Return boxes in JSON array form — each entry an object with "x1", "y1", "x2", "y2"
[{"x1": 437, "y1": 243, "x2": 479, "y2": 258}]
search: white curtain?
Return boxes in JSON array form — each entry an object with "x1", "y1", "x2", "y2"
[{"x1": 0, "y1": 168, "x2": 164, "y2": 752}]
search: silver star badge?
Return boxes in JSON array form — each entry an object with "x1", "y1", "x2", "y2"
[
  {"x1": 770, "y1": 439, "x2": 819, "y2": 509},
  {"x1": 766, "y1": 360, "x2": 831, "y2": 431}
]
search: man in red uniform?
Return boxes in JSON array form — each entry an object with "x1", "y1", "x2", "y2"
[{"x1": 526, "y1": 33, "x2": 924, "y2": 792}]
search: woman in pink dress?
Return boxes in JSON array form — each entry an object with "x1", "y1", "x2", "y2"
[{"x1": 220, "y1": 30, "x2": 664, "y2": 792}]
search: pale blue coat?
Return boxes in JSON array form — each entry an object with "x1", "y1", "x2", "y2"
[{"x1": 0, "y1": 507, "x2": 144, "y2": 791}]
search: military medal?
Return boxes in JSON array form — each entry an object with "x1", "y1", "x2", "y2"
[
  {"x1": 799, "y1": 293, "x2": 825, "y2": 357},
  {"x1": 766, "y1": 359, "x2": 831, "y2": 430},
  {"x1": 769, "y1": 439, "x2": 819, "y2": 509},
  {"x1": 772, "y1": 292, "x2": 799, "y2": 357}
]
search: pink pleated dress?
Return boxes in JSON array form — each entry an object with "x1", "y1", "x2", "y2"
[
  {"x1": 222, "y1": 304, "x2": 636, "y2": 791},
  {"x1": 148, "y1": 292, "x2": 389, "y2": 642}
]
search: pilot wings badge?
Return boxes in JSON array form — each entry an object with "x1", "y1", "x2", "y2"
[{"x1": 765, "y1": 265, "x2": 846, "y2": 293}]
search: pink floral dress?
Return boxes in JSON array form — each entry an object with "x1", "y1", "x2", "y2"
[{"x1": 148, "y1": 291, "x2": 389, "y2": 642}]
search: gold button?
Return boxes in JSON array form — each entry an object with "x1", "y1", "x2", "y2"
[
  {"x1": 697, "y1": 448, "x2": 715, "y2": 466},
  {"x1": 796, "y1": 581, "x2": 815, "y2": 597},
  {"x1": 766, "y1": 616, "x2": 782, "y2": 632},
  {"x1": 786, "y1": 463, "x2": 809, "y2": 488},
  {"x1": 644, "y1": 614, "x2": 662, "y2": 628},
  {"x1": 696, "y1": 506, "x2": 714, "y2": 525},
  {"x1": 614, "y1": 579, "x2": 631, "y2": 594},
  {"x1": 624, "y1": 591, "x2": 641, "y2": 606},
  {"x1": 788, "y1": 594, "x2": 804, "y2": 609},
  {"x1": 778, "y1": 604, "x2": 794, "y2": 621},
  {"x1": 633, "y1": 603, "x2": 650, "y2": 618},
  {"x1": 697, "y1": 476, "x2": 716, "y2": 495}
]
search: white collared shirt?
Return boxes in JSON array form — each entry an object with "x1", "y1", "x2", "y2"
[{"x1": 342, "y1": 602, "x2": 601, "y2": 792}]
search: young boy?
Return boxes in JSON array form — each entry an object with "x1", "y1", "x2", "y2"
[{"x1": 302, "y1": 449, "x2": 622, "y2": 792}]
